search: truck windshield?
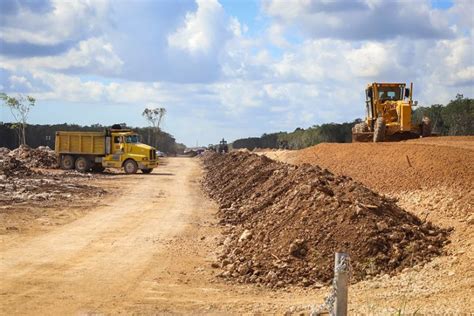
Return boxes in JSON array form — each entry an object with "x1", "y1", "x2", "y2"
[
  {"x1": 378, "y1": 86, "x2": 403, "y2": 101},
  {"x1": 125, "y1": 135, "x2": 140, "y2": 143}
]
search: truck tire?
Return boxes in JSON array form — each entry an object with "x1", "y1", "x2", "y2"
[
  {"x1": 373, "y1": 117, "x2": 386, "y2": 142},
  {"x1": 353, "y1": 122, "x2": 369, "y2": 133},
  {"x1": 75, "y1": 156, "x2": 91, "y2": 172},
  {"x1": 61, "y1": 155, "x2": 75, "y2": 170},
  {"x1": 123, "y1": 159, "x2": 138, "y2": 174},
  {"x1": 141, "y1": 168, "x2": 153, "y2": 174}
]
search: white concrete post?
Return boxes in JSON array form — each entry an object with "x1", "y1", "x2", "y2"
[{"x1": 334, "y1": 252, "x2": 349, "y2": 316}]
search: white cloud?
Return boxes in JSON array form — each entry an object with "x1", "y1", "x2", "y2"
[
  {"x1": 212, "y1": 81, "x2": 265, "y2": 113},
  {"x1": 0, "y1": 0, "x2": 111, "y2": 46},
  {"x1": 9, "y1": 75, "x2": 32, "y2": 90},
  {"x1": 0, "y1": 0, "x2": 472, "y2": 145},
  {"x1": 262, "y1": 0, "x2": 453, "y2": 40},
  {"x1": 168, "y1": 0, "x2": 228, "y2": 55},
  {"x1": 346, "y1": 42, "x2": 392, "y2": 78},
  {"x1": 0, "y1": 37, "x2": 123, "y2": 76}
]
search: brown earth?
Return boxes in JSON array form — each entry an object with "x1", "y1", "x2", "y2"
[
  {"x1": 201, "y1": 152, "x2": 449, "y2": 288},
  {"x1": 0, "y1": 155, "x2": 108, "y2": 238},
  {"x1": 2, "y1": 145, "x2": 59, "y2": 169},
  {"x1": 259, "y1": 136, "x2": 474, "y2": 313},
  {"x1": 0, "y1": 158, "x2": 331, "y2": 315},
  {"x1": 0, "y1": 138, "x2": 472, "y2": 315},
  {"x1": 261, "y1": 136, "x2": 474, "y2": 194}
]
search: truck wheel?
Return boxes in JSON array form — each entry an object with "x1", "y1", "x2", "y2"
[
  {"x1": 75, "y1": 156, "x2": 91, "y2": 172},
  {"x1": 123, "y1": 159, "x2": 138, "y2": 174},
  {"x1": 61, "y1": 155, "x2": 75, "y2": 170},
  {"x1": 373, "y1": 117, "x2": 386, "y2": 142},
  {"x1": 141, "y1": 168, "x2": 153, "y2": 174}
]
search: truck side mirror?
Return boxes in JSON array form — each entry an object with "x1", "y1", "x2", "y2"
[{"x1": 405, "y1": 88, "x2": 410, "y2": 98}]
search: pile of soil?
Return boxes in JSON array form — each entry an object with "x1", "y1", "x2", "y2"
[
  {"x1": 202, "y1": 152, "x2": 450, "y2": 288},
  {"x1": 266, "y1": 138, "x2": 474, "y2": 194},
  {"x1": 0, "y1": 156, "x2": 33, "y2": 177},
  {"x1": 7, "y1": 145, "x2": 58, "y2": 169},
  {"x1": 0, "y1": 148, "x2": 105, "y2": 206}
]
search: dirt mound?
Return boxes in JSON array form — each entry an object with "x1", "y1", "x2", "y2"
[
  {"x1": 7, "y1": 145, "x2": 58, "y2": 169},
  {"x1": 263, "y1": 137, "x2": 474, "y2": 194},
  {"x1": 0, "y1": 156, "x2": 33, "y2": 177},
  {"x1": 202, "y1": 152, "x2": 450, "y2": 288}
]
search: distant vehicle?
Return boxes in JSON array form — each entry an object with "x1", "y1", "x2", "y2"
[
  {"x1": 156, "y1": 150, "x2": 165, "y2": 157},
  {"x1": 55, "y1": 125, "x2": 157, "y2": 174},
  {"x1": 218, "y1": 138, "x2": 228, "y2": 153}
]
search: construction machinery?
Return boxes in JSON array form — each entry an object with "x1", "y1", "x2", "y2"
[
  {"x1": 218, "y1": 138, "x2": 229, "y2": 153},
  {"x1": 55, "y1": 125, "x2": 157, "y2": 174},
  {"x1": 352, "y1": 82, "x2": 431, "y2": 142}
]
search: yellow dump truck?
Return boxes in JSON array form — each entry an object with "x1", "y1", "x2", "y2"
[{"x1": 55, "y1": 127, "x2": 157, "y2": 174}]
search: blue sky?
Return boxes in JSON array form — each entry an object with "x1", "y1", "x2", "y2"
[{"x1": 0, "y1": 0, "x2": 473, "y2": 146}]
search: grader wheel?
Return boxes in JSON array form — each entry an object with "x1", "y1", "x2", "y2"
[
  {"x1": 352, "y1": 122, "x2": 371, "y2": 142},
  {"x1": 373, "y1": 117, "x2": 386, "y2": 142}
]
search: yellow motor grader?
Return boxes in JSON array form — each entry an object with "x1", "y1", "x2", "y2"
[{"x1": 352, "y1": 82, "x2": 431, "y2": 142}]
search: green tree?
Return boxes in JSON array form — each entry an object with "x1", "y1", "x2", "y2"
[
  {"x1": 442, "y1": 94, "x2": 474, "y2": 135},
  {"x1": 0, "y1": 93, "x2": 36, "y2": 146},
  {"x1": 142, "y1": 107, "x2": 166, "y2": 147}
]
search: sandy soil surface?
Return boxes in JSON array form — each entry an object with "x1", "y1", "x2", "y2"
[
  {"x1": 0, "y1": 158, "x2": 325, "y2": 315},
  {"x1": 1, "y1": 151, "x2": 472, "y2": 314},
  {"x1": 259, "y1": 136, "x2": 474, "y2": 314}
]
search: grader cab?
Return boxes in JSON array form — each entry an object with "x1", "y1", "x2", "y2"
[{"x1": 352, "y1": 82, "x2": 431, "y2": 142}]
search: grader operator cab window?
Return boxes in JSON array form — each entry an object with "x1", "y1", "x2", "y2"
[{"x1": 377, "y1": 87, "x2": 403, "y2": 101}]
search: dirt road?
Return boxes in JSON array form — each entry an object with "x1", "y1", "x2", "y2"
[
  {"x1": 0, "y1": 158, "x2": 323, "y2": 315},
  {"x1": 1, "y1": 154, "x2": 472, "y2": 315},
  {"x1": 0, "y1": 158, "x2": 189, "y2": 313}
]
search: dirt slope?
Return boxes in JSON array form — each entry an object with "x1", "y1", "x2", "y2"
[
  {"x1": 260, "y1": 136, "x2": 474, "y2": 313},
  {"x1": 262, "y1": 136, "x2": 474, "y2": 194}
]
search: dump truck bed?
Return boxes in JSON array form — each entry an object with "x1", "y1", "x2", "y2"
[{"x1": 55, "y1": 131, "x2": 107, "y2": 155}]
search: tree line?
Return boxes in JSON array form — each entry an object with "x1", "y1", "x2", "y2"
[
  {"x1": 412, "y1": 94, "x2": 473, "y2": 136},
  {"x1": 0, "y1": 93, "x2": 185, "y2": 154},
  {"x1": 0, "y1": 123, "x2": 186, "y2": 155},
  {"x1": 233, "y1": 95, "x2": 474, "y2": 150}
]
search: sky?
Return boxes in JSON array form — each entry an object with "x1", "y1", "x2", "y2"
[{"x1": 0, "y1": 0, "x2": 473, "y2": 146}]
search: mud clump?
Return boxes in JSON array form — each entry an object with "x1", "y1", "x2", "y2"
[{"x1": 202, "y1": 152, "x2": 450, "y2": 288}]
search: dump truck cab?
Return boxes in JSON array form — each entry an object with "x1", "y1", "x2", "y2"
[
  {"x1": 353, "y1": 82, "x2": 430, "y2": 142},
  {"x1": 103, "y1": 128, "x2": 157, "y2": 173}
]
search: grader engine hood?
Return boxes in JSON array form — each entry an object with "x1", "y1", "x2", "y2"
[{"x1": 379, "y1": 100, "x2": 400, "y2": 124}]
